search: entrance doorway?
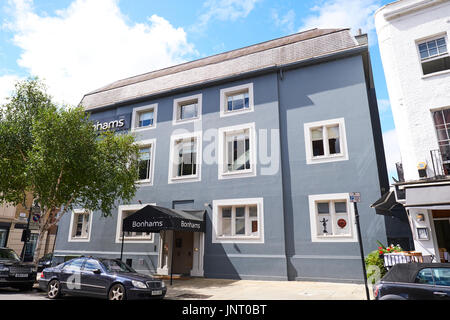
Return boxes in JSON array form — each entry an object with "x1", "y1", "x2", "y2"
[
  {"x1": 432, "y1": 211, "x2": 450, "y2": 263},
  {"x1": 172, "y1": 231, "x2": 194, "y2": 275}
]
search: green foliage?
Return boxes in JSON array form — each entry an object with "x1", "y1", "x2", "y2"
[
  {"x1": 365, "y1": 250, "x2": 387, "y2": 284},
  {"x1": 0, "y1": 77, "x2": 140, "y2": 228}
]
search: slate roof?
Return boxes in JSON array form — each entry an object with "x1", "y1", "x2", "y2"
[{"x1": 81, "y1": 28, "x2": 362, "y2": 110}]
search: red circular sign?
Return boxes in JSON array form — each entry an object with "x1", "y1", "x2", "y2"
[{"x1": 337, "y1": 219, "x2": 347, "y2": 229}]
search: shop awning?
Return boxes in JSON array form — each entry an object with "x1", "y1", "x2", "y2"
[
  {"x1": 122, "y1": 205, "x2": 206, "y2": 233},
  {"x1": 370, "y1": 191, "x2": 402, "y2": 216}
]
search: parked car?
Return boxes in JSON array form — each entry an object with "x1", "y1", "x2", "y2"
[
  {"x1": 0, "y1": 247, "x2": 37, "y2": 291},
  {"x1": 39, "y1": 257, "x2": 166, "y2": 300},
  {"x1": 373, "y1": 263, "x2": 450, "y2": 300},
  {"x1": 37, "y1": 253, "x2": 53, "y2": 272}
]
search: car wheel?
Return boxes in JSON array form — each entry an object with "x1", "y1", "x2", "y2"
[
  {"x1": 47, "y1": 279, "x2": 61, "y2": 299},
  {"x1": 108, "y1": 283, "x2": 126, "y2": 300}
]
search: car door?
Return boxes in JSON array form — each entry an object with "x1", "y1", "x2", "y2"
[
  {"x1": 59, "y1": 258, "x2": 86, "y2": 295},
  {"x1": 408, "y1": 268, "x2": 437, "y2": 299},
  {"x1": 81, "y1": 259, "x2": 109, "y2": 297},
  {"x1": 431, "y1": 267, "x2": 450, "y2": 300}
]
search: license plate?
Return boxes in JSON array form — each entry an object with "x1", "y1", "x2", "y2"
[
  {"x1": 14, "y1": 274, "x2": 29, "y2": 278},
  {"x1": 152, "y1": 290, "x2": 163, "y2": 296}
]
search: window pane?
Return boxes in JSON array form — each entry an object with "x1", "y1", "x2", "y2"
[
  {"x1": 138, "y1": 147, "x2": 151, "y2": 180},
  {"x1": 418, "y1": 43, "x2": 428, "y2": 52},
  {"x1": 249, "y1": 206, "x2": 257, "y2": 217},
  {"x1": 433, "y1": 110, "x2": 445, "y2": 126},
  {"x1": 139, "y1": 111, "x2": 154, "y2": 127},
  {"x1": 64, "y1": 258, "x2": 84, "y2": 271},
  {"x1": 227, "y1": 130, "x2": 250, "y2": 172},
  {"x1": 222, "y1": 219, "x2": 231, "y2": 236},
  {"x1": 335, "y1": 201, "x2": 347, "y2": 213},
  {"x1": 420, "y1": 50, "x2": 429, "y2": 59},
  {"x1": 436, "y1": 38, "x2": 446, "y2": 46},
  {"x1": 222, "y1": 207, "x2": 232, "y2": 218},
  {"x1": 438, "y1": 44, "x2": 447, "y2": 54},
  {"x1": 429, "y1": 47, "x2": 438, "y2": 56},
  {"x1": 433, "y1": 268, "x2": 450, "y2": 286},
  {"x1": 317, "y1": 215, "x2": 331, "y2": 235},
  {"x1": 444, "y1": 109, "x2": 450, "y2": 124},
  {"x1": 251, "y1": 221, "x2": 258, "y2": 233},
  {"x1": 427, "y1": 40, "x2": 436, "y2": 49},
  {"x1": 328, "y1": 125, "x2": 341, "y2": 155},
  {"x1": 236, "y1": 207, "x2": 245, "y2": 218},
  {"x1": 415, "y1": 268, "x2": 434, "y2": 285},
  {"x1": 180, "y1": 102, "x2": 198, "y2": 120},
  {"x1": 84, "y1": 259, "x2": 101, "y2": 271},
  {"x1": 317, "y1": 202, "x2": 329, "y2": 214}
]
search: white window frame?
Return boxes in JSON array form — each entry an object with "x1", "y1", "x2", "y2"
[
  {"x1": 115, "y1": 203, "x2": 156, "y2": 243},
  {"x1": 168, "y1": 131, "x2": 202, "y2": 184},
  {"x1": 220, "y1": 83, "x2": 254, "y2": 118},
  {"x1": 131, "y1": 104, "x2": 158, "y2": 132},
  {"x1": 218, "y1": 122, "x2": 257, "y2": 180},
  {"x1": 68, "y1": 209, "x2": 93, "y2": 242},
  {"x1": 304, "y1": 118, "x2": 349, "y2": 165},
  {"x1": 136, "y1": 138, "x2": 156, "y2": 186},
  {"x1": 212, "y1": 198, "x2": 264, "y2": 244},
  {"x1": 308, "y1": 193, "x2": 357, "y2": 243},
  {"x1": 172, "y1": 94, "x2": 202, "y2": 125},
  {"x1": 416, "y1": 33, "x2": 450, "y2": 77}
]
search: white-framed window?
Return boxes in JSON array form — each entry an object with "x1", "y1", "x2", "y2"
[
  {"x1": 220, "y1": 83, "x2": 254, "y2": 117},
  {"x1": 417, "y1": 34, "x2": 450, "y2": 76},
  {"x1": 115, "y1": 204, "x2": 155, "y2": 243},
  {"x1": 136, "y1": 139, "x2": 156, "y2": 185},
  {"x1": 308, "y1": 193, "x2": 357, "y2": 242},
  {"x1": 131, "y1": 104, "x2": 158, "y2": 131},
  {"x1": 168, "y1": 131, "x2": 202, "y2": 183},
  {"x1": 218, "y1": 122, "x2": 256, "y2": 180},
  {"x1": 212, "y1": 198, "x2": 264, "y2": 243},
  {"x1": 68, "y1": 209, "x2": 93, "y2": 242},
  {"x1": 173, "y1": 94, "x2": 202, "y2": 125},
  {"x1": 304, "y1": 118, "x2": 348, "y2": 164}
]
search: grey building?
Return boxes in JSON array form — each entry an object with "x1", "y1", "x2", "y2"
[{"x1": 53, "y1": 29, "x2": 399, "y2": 282}]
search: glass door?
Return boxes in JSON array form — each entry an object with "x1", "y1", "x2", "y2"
[
  {"x1": 0, "y1": 228, "x2": 8, "y2": 247},
  {"x1": 434, "y1": 219, "x2": 450, "y2": 262}
]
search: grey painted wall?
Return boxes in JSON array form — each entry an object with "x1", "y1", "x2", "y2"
[{"x1": 53, "y1": 54, "x2": 387, "y2": 282}]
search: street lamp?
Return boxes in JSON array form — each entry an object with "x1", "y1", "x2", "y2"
[{"x1": 21, "y1": 200, "x2": 40, "y2": 262}]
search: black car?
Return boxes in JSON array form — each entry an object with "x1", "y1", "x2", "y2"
[
  {"x1": 374, "y1": 263, "x2": 450, "y2": 300},
  {"x1": 37, "y1": 253, "x2": 53, "y2": 272},
  {"x1": 39, "y1": 257, "x2": 166, "y2": 300},
  {"x1": 0, "y1": 247, "x2": 37, "y2": 291}
]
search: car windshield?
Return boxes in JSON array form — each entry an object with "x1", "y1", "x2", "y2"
[
  {"x1": 100, "y1": 259, "x2": 136, "y2": 273},
  {"x1": 0, "y1": 248, "x2": 20, "y2": 261}
]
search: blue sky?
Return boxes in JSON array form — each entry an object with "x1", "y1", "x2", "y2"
[{"x1": 0, "y1": 0, "x2": 399, "y2": 180}]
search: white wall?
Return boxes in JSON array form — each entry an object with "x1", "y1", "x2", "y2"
[{"x1": 375, "y1": 0, "x2": 450, "y2": 181}]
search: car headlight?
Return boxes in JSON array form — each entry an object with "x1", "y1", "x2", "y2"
[
  {"x1": 161, "y1": 281, "x2": 166, "y2": 288},
  {"x1": 132, "y1": 280, "x2": 147, "y2": 289}
]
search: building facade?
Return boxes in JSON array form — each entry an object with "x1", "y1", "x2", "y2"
[
  {"x1": 53, "y1": 29, "x2": 393, "y2": 282},
  {"x1": 375, "y1": 0, "x2": 450, "y2": 262}
]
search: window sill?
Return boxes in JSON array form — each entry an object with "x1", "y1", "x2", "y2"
[
  {"x1": 307, "y1": 153, "x2": 348, "y2": 165},
  {"x1": 169, "y1": 175, "x2": 201, "y2": 184},
  {"x1": 131, "y1": 126, "x2": 157, "y2": 133},
  {"x1": 137, "y1": 180, "x2": 153, "y2": 186},
  {"x1": 312, "y1": 234, "x2": 356, "y2": 242},
  {"x1": 69, "y1": 237, "x2": 90, "y2": 242},
  {"x1": 220, "y1": 108, "x2": 254, "y2": 118},
  {"x1": 219, "y1": 169, "x2": 256, "y2": 180},
  {"x1": 421, "y1": 68, "x2": 450, "y2": 79},
  {"x1": 213, "y1": 236, "x2": 263, "y2": 243}
]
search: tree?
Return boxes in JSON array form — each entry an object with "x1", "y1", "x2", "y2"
[{"x1": 0, "y1": 78, "x2": 140, "y2": 263}]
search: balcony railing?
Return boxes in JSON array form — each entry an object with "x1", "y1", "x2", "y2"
[{"x1": 431, "y1": 149, "x2": 450, "y2": 178}]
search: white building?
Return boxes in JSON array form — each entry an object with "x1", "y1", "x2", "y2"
[{"x1": 375, "y1": 0, "x2": 450, "y2": 263}]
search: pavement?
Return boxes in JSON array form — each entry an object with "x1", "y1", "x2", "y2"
[{"x1": 0, "y1": 278, "x2": 373, "y2": 300}]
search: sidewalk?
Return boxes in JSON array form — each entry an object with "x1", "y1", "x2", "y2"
[{"x1": 164, "y1": 278, "x2": 373, "y2": 300}]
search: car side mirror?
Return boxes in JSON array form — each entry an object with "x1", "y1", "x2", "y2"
[{"x1": 93, "y1": 269, "x2": 102, "y2": 274}]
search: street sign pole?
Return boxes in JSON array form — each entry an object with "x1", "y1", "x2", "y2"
[{"x1": 350, "y1": 193, "x2": 370, "y2": 301}]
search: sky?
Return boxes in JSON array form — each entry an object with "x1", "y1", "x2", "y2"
[{"x1": 0, "y1": 0, "x2": 400, "y2": 181}]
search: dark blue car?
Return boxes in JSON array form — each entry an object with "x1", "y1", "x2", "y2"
[{"x1": 39, "y1": 257, "x2": 166, "y2": 300}]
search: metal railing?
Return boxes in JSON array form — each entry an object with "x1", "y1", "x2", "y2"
[
  {"x1": 383, "y1": 253, "x2": 435, "y2": 270},
  {"x1": 431, "y1": 149, "x2": 450, "y2": 178}
]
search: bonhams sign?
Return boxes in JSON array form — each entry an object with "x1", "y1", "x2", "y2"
[{"x1": 91, "y1": 113, "x2": 131, "y2": 132}]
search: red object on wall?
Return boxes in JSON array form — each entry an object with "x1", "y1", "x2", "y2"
[{"x1": 337, "y1": 219, "x2": 347, "y2": 229}]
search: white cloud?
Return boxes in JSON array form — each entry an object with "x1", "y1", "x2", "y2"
[
  {"x1": 4, "y1": 0, "x2": 195, "y2": 105},
  {"x1": 299, "y1": 0, "x2": 381, "y2": 41},
  {"x1": 0, "y1": 75, "x2": 21, "y2": 105},
  {"x1": 193, "y1": 0, "x2": 260, "y2": 32},
  {"x1": 383, "y1": 129, "x2": 401, "y2": 181},
  {"x1": 272, "y1": 9, "x2": 296, "y2": 33}
]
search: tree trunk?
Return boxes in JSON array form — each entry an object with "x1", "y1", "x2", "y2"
[{"x1": 43, "y1": 229, "x2": 50, "y2": 255}]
